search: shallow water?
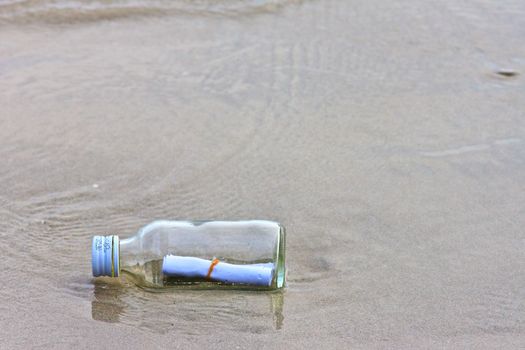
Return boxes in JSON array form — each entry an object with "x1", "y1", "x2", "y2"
[{"x1": 1, "y1": 0, "x2": 525, "y2": 348}]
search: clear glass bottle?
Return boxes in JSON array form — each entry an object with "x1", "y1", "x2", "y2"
[{"x1": 92, "y1": 220, "x2": 286, "y2": 290}]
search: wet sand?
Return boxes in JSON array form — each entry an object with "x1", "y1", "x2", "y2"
[{"x1": 1, "y1": 0, "x2": 524, "y2": 348}]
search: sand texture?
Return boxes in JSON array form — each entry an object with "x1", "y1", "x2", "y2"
[{"x1": 0, "y1": 0, "x2": 524, "y2": 348}]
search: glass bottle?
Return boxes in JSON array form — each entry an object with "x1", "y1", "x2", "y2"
[{"x1": 92, "y1": 220, "x2": 286, "y2": 290}]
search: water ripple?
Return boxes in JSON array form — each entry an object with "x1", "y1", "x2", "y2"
[{"x1": 0, "y1": 0, "x2": 304, "y2": 24}]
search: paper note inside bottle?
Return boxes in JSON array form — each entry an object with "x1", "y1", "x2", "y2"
[{"x1": 162, "y1": 255, "x2": 274, "y2": 286}]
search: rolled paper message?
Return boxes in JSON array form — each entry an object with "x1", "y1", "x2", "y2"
[{"x1": 162, "y1": 255, "x2": 274, "y2": 286}]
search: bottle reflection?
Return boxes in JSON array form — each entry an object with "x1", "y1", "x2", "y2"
[
  {"x1": 92, "y1": 280, "x2": 285, "y2": 331},
  {"x1": 91, "y1": 279, "x2": 126, "y2": 323},
  {"x1": 270, "y1": 291, "x2": 284, "y2": 330}
]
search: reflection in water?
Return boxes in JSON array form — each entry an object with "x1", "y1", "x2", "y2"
[
  {"x1": 92, "y1": 279, "x2": 284, "y2": 332},
  {"x1": 92, "y1": 279, "x2": 126, "y2": 323},
  {"x1": 271, "y1": 291, "x2": 284, "y2": 330}
]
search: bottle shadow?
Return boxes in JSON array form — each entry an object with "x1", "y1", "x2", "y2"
[{"x1": 92, "y1": 279, "x2": 285, "y2": 331}]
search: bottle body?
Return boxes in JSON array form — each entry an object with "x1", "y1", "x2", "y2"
[{"x1": 93, "y1": 220, "x2": 286, "y2": 290}]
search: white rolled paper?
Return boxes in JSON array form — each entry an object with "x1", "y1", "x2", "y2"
[{"x1": 162, "y1": 255, "x2": 274, "y2": 286}]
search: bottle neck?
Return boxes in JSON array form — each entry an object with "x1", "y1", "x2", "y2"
[
  {"x1": 119, "y1": 236, "x2": 137, "y2": 251},
  {"x1": 118, "y1": 236, "x2": 141, "y2": 268}
]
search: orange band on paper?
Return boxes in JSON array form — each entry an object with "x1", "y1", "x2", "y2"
[{"x1": 206, "y1": 258, "x2": 220, "y2": 280}]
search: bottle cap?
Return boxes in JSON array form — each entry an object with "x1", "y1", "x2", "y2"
[{"x1": 92, "y1": 235, "x2": 119, "y2": 277}]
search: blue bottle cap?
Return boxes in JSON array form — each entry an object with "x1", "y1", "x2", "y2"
[{"x1": 92, "y1": 235, "x2": 119, "y2": 277}]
